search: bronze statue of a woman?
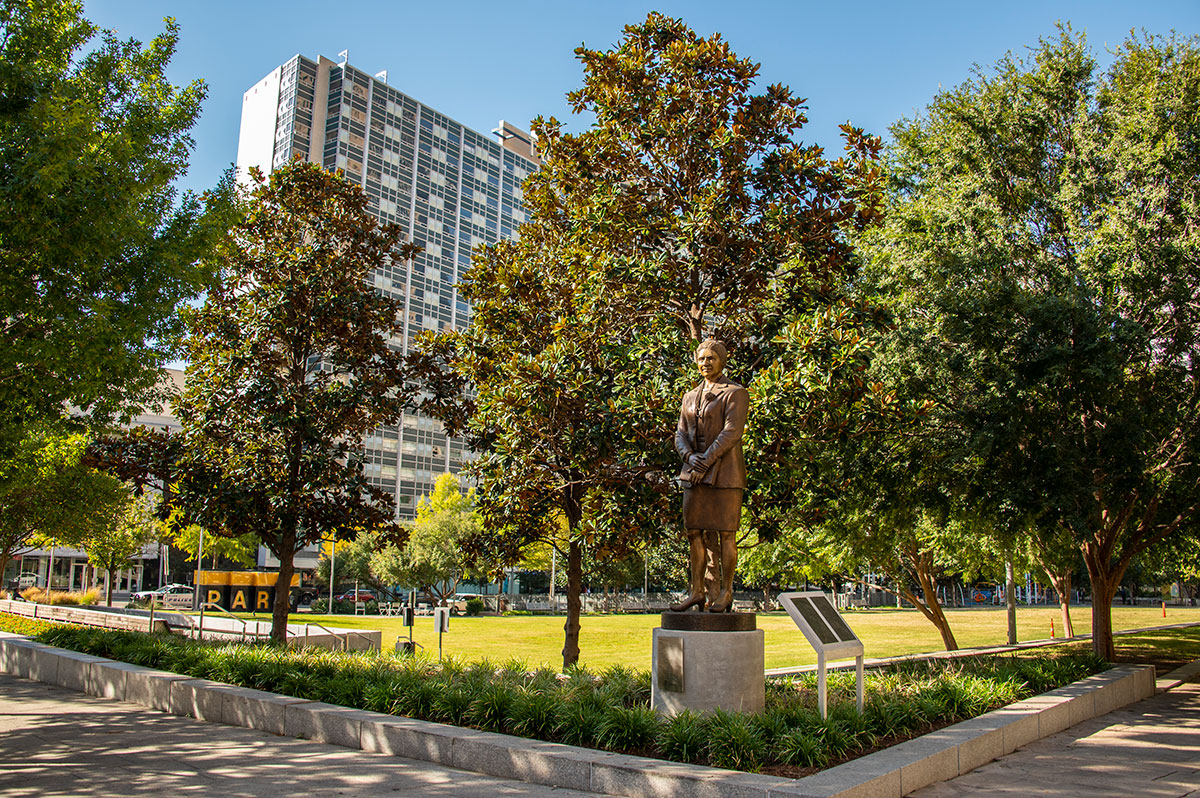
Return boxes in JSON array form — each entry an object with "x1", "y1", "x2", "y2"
[{"x1": 670, "y1": 340, "x2": 748, "y2": 613}]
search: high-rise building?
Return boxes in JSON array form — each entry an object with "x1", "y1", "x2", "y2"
[{"x1": 236, "y1": 54, "x2": 539, "y2": 519}]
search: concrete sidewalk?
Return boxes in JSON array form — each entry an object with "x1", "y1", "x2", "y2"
[
  {"x1": 2, "y1": 654, "x2": 1195, "y2": 798},
  {"x1": 909, "y1": 678, "x2": 1200, "y2": 797},
  {"x1": 0, "y1": 673, "x2": 602, "y2": 797}
]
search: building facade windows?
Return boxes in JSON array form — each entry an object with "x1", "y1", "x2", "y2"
[{"x1": 237, "y1": 53, "x2": 539, "y2": 518}]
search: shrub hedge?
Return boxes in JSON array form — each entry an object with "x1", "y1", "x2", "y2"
[
  {"x1": 4, "y1": 615, "x2": 1106, "y2": 774},
  {"x1": 310, "y1": 598, "x2": 379, "y2": 614}
]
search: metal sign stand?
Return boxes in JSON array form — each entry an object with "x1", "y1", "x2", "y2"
[
  {"x1": 393, "y1": 595, "x2": 418, "y2": 655},
  {"x1": 778, "y1": 591, "x2": 864, "y2": 718},
  {"x1": 406, "y1": 592, "x2": 415, "y2": 650},
  {"x1": 433, "y1": 606, "x2": 450, "y2": 661}
]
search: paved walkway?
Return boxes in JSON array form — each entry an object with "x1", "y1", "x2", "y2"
[
  {"x1": 5, "y1": 669, "x2": 1200, "y2": 797},
  {"x1": 910, "y1": 680, "x2": 1200, "y2": 797},
  {"x1": 0, "y1": 674, "x2": 600, "y2": 797}
]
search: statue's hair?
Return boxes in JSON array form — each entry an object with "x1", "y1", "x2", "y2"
[{"x1": 696, "y1": 339, "x2": 728, "y2": 364}]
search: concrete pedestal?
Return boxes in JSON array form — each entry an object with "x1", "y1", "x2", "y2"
[{"x1": 650, "y1": 626, "x2": 765, "y2": 715}]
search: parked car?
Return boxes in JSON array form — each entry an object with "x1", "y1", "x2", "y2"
[
  {"x1": 447, "y1": 594, "x2": 480, "y2": 615},
  {"x1": 333, "y1": 589, "x2": 377, "y2": 603},
  {"x1": 131, "y1": 584, "x2": 193, "y2": 605},
  {"x1": 6, "y1": 571, "x2": 40, "y2": 593},
  {"x1": 295, "y1": 587, "x2": 320, "y2": 606}
]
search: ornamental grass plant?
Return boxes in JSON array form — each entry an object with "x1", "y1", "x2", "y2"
[
  {"x1": 6, "y1": 615, "x2": 1105, "y2": 775},
  {"x1": 18, "y1": 587, "x2": 101, "y2": 606}
]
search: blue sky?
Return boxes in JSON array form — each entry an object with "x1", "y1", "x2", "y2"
[{"x1": 83, "y1": 1, "x2": 1196, "y2": 197}]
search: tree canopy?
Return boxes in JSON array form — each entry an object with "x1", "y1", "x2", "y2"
[
  {"x1": 0, "y1": 426, "x2": 127, "y2": 581},
  {"x1": 857, "y1": 27, "x2": 1200, "y2": 658},
  {"x1": 371, "y1": 473, "x2": 487, "y2": 606},
  {"x1": 411, "y1": 12, "x2": 888, "y2": 668},
  {"x1": 173, "y1": 160, "x2": 416, "y2": 641},
  {"x1": 0, "y1": 0, "x2": 231, "y2": 445},
  {"x1": 78, "y1": 492, "x2": 159, "y2": 606}
]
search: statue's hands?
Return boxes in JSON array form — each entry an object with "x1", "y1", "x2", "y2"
[{"x1": 687, "y1": 453, "x2": 708, "y2": 473}]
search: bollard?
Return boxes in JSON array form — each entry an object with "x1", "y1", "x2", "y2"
[{"x1": 1163, "y1": 601, "x2": 1167, "y2": 619}]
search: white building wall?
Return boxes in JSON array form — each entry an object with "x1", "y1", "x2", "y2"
[{"x1": 235, "y1": 65, "x2": 282, "y2": 184}]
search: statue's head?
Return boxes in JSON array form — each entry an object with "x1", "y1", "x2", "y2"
[{"x1": 695, "y1": 339, "x2": 727, "y2": 380}]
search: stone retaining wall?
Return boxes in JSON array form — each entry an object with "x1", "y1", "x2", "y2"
[{"x1": 0, "y1": 632, "x2": 1156, "y2": 798}]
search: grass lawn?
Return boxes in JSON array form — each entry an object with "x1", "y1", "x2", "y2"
[
  {"x1": 260, "y1": 604, "x2": 1200, "y2": 670},
  {"x1": 1056, "y1": 625, "x2": 1200, "y2": 676}
]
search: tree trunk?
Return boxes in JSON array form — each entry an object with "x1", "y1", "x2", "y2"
[
  {"x1": 1041, "y1": 566, "x2": 1075, "y2": 638},
  {"x1": 891, "y1": 578, "x2": 958, "y2": 650},
  {"x1": 877, "y1": 552, "x2": 958, "y2": 650},
  {"x1": 562, "y1": 539, "x2": 583, "y2": 670},
  {"x1": 105, "y1": 570, "x2": 113, "y2": 607},
  {"x1": 893, "y1": 546, "x2": 960, "y2": 650},
  {"x1": 271, "y1": 545, "x2": 296, "y2": 644},
  {"x1": 0, "y1": 552, "x2": 10, "y2": 591},
  {"x1": 913, "y1": 563, "x2": 958, "y2": 650},
  {"x1": 1082, "y1": 542, "x2": 1120, "y2": 660}
]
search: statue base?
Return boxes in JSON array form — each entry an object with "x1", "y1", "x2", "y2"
[
  {"x1": 660, "y1": 610, "x2": 756, "y2": 632},
  {"x1": 650, "y1": 624, "x2": 764, "y2": 716}
]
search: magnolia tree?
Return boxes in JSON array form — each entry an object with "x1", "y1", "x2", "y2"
[
  {"x1": 410, "y1": 13, "x2": 891, "y2": 669},
  {"x1": 174, "y1": 161, "x2": 417, "y2": 642}
]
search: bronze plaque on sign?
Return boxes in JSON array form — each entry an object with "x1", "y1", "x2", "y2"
[{"x1": 658, "y1": 635, "x2": 684, "y2": 693}]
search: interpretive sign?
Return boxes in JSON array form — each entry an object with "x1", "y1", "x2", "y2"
[
  {"x1": 433, "y1": 606, "x2": 450, "y2": 632},
  {"x1": 778, "y1": 591, "x2": 864, "y2": 717}
]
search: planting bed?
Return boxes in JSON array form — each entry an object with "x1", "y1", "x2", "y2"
[{"x1": 1, "y1": 612, "x2": 1104, "y2": 776}]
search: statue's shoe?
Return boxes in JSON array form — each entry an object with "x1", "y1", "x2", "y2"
[
  {"x1": 669, "y1": 594, "x2": 706, "y2": 612},
  {"x1": 706, "y1": 592, "x2": 733, "y2": 613}
]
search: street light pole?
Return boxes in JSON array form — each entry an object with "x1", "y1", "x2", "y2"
[
  {"x1": 194, "y1": 526, "x2": 206, "y2": 637},
  {"x1": 328, "y1": 539, "x2": 336, "y2": 615}
]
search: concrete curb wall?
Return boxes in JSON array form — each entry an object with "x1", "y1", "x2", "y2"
[
  {"x1": 0, "y1": 599, "x2": 169, "y2": 634},
  {"x1": 0, "y1": 599, "x2": 381, "y2": 651},
  {"x1": 0, "y1": 632, "x2": 1155, "y2": 798},
  {"x1": 1156, "y1": 657, "x2": 1200, "y2": 692}
]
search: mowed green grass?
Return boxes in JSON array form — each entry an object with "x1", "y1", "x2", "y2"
[{"x1": 275, "y1": 605, "x2": 1200, "y2": 670}]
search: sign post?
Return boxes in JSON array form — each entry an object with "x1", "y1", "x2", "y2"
[
  {"x1": 433, "y1": 606, "x2": 450, "y2": 661},
  {"x1": 778, "y1": 591, "x2": 864, "y2": 718}
]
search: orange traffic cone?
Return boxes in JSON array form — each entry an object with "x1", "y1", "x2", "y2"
[{"x1": 1050, "y1": 618, "x2": 1055, "y2": 639}]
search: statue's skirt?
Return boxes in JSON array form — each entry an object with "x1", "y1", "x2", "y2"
[{"x1": 682, "y1": 486, "x2": 743, "y2": 532}]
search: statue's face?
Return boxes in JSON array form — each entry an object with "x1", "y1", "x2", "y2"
[{"x1": 695, "y1": 347, "x2": 723, "y2": 381}]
